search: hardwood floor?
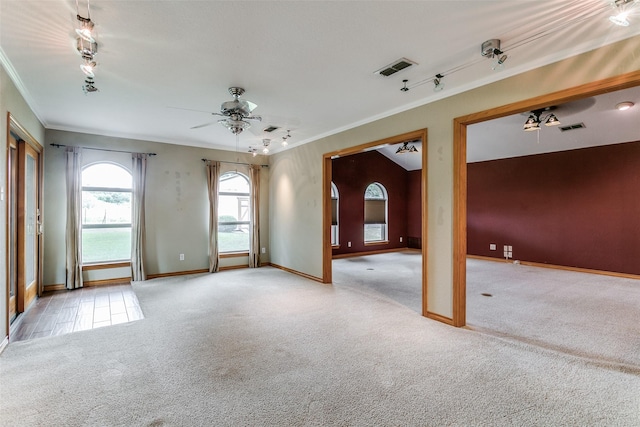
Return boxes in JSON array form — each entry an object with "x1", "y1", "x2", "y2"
[{"x1": 10, "y1": 284, "x2": 144, "y2": 342}]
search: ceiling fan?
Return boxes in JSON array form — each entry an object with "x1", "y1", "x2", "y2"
[{"x1": 191, "y1": 87, "x2": 262, "y2": 135}]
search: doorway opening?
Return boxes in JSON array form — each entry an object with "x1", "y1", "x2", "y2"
[
  {"x1": 322, "y1": 129, "x2": 429, "y2": 316},
  {"x1": 453, "y1": 70, "x2": 640, "y2": 327}
]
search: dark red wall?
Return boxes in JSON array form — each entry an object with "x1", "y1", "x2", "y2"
[
  {"x1": 467, "y1": 141, "x2": 640, "y2": 275},
  {"x1": 332, "y1": 151, "x2": 421, "y2": 255}
]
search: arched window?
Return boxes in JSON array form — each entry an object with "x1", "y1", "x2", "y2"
[
  {"x1": 331, "y1": 182, "x2": 339, "y2": 246},
  {"x1": 364, "y1": 182, "x2": 388, "y2": 243},
  {"x1": 218, "y1": 172, "x2": 251, "y2": 253},
  {"x1": 81, "y1": 163, "x2": 132, "y2": 263}
]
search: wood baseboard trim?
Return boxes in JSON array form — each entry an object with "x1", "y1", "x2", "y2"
[
  {"x1": 467, "y1": 255, "x2": 640, "y2": 280},
  {"x1": 0, "y1": 336, "x2": 8, "y2": 355},
  {"x1": 147, "y1": 269, "x2": 209, "y2": 280},
  {"x1": 426, "y1": 311, "x2": 454, "y2": 325},
  {"x1": 44, "y1": 284, "x2": 66, "y2": 292},
  {"x1": 332, "y1": 247, "x2": 413, "y2": 260},
  {"x1": 267, "y1": 263, "x2": 324, "y2": 283}
]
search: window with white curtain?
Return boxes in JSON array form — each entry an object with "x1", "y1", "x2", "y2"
[
  {"x1": 81, "y1": 163, "x2": 132, "y2": 263},
  {"x1": 364, "y1": 182, "x2": 388, "y2": 243},
  {"x1": 218, "y1": 172, "x2": 251, "y2": 253},
  {"x1": 331, "y1": 182, "x2": 339, "y2": 246}
]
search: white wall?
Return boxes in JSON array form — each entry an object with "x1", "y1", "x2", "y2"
[
  {"x1": 268, "y1": 35, "x2": 640, "y2": 320},
  {"x1": 43, "y1": 130, "x2": 270, "y2": 286}
]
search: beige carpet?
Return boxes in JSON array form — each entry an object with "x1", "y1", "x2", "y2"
[{"x1": 1, "y1": 264, "x2": 639, "y2": 426}]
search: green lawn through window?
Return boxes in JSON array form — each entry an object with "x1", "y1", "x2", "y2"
[{"x1": 82, "y1": 228, "x2": 131, "y2": 263}]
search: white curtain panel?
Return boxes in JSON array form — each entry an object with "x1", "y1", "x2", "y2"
[
  {"x1": 131, "y1": 153, "x2": 148, "y2": 281},
  {"x1": 206, "y1": 161, "x2": 220, "y2": 273},
  {"x1": 65, "y1": 147, "x2": 83, "y2": 289},
  {"x1": 249, "y1": 165, "x2": 261, "y2": 268}
]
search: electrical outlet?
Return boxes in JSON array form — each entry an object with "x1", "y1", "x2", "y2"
[
  {"x1": 179, "y1": 253, "x2": 184, "y2": 261},
  {"x1": 261, "y1": 247, "x2": 266, "y2": 254},
  {"x1": 348, "y1": 241, "x2": 352, "y2": 248}
]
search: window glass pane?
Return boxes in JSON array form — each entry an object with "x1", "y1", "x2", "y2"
[
  {"x1": 82, "y1": 191, "x2": 131, "y2": 225},
  {"x1": 365, "y1": 183, "x2": 384, "y2": 199},
  {"x1": 82, "y1": 227, "x2": 131, "y2": 263},
  {"x1": 218, "y1": 224, "x2": 250, "y2": 252},
  {"x1": 364, "y1": 224, "x2": 384, "y2": 242},
  {"x1": 82, "y1": 163, "x2": 132, "y2": 188},
  {"x1": 218, "y1": 172, "x2": 251, "y2": 253},
  {"x1": 220, "y1": 173, "x2": 250, "y2": 193},
  {"x1": 82, "y1": 163, "x2": 132, "y2": 263}
]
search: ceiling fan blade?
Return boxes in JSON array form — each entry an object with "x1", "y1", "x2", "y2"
[
  {"x1": 190, "y1": 121, "x2": 218, "y2": 129},
  {"x1": 245, "y1": 115, "x2": 262, "y2": 121}
]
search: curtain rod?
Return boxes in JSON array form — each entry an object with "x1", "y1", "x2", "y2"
[
  {"x1": 201, "y1": 158, "x2": 268, "y2": 168},
  {"x1": 50, "y1": 143, "x2": 157, "y2": 156}
]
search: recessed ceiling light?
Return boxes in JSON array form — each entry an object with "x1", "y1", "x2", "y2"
[{"x1": 615, "y1": 101, "x2": 634, "y2": 111}]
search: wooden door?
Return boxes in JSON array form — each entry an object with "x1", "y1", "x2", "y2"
[{"x1": 17, "y1": 140, "x2": 41, "y2": 313}]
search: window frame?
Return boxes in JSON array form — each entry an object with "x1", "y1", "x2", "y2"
[
  {"x1": 218, "y1": 171, "x2": 251, "y2": 254},
  {"x1": 364, "y1": 182, "x2": 388, "y2": 244},
  {"x1": 81, "y1": 162, "x2": 133, "y2": 264},
  {"x1": 331, "y1": 182, "x2": 339, "y2": 247}
]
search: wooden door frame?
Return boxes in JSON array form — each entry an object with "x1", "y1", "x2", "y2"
[
  {"x1": 6, "y1": 113, "x2": 43, "y2": 332},
  {"x1": 452, "y1": 70, "x2": 640, "y2": 327},
  {"x1": 322, "y1": 129, "x2": 430, "y2": 316}
]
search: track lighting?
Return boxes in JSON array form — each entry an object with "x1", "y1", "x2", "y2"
[
  {"x1": 262, "y1": 139, "x2": 271, "y2": 154},
  {"x1": 80, "y1": 60, "x2": 96, "y2": 77},
  {"x1": 523, "y1": 109, "x2": 560, "y2": 131},
  {"x1": 400, "y1": 79, "x2": 409, "y2": 92},
  {"x1": 433, "y1": 74, "x2": 444, "y2": 92},
  {"x1": 281, "y1": 129, "x2": 292, "y2": 147},
  {"x1": 609, "y1": 0, "x2": 638, "y2": 26},
  {"x1": 248, "y1": 148, "x2": 258, "y2": 157},
  {"x1": 82, "y1": 77, "x2": 98, "y2": 94},
  {"x1": 481, "y1": 39, "x2": 508, "y2": 71}
]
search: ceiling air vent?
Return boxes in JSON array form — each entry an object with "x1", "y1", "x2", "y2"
[
  {"x1": 263, "y1": 125, "x2": 279, "y2": 133},
  {"x1": 375, "y1": 57, "x2": 417, "y2": 77},
  {"x1": 559, "y1": 123, "x2": 586, "y2": 132}
]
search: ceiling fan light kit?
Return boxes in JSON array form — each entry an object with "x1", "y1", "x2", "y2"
[{"x1": 523, "y1": 109, "x2": 561, "y2": 132}]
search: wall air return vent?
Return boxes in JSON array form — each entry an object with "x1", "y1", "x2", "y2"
[
  {"x1": 559, "y1": 123, "x2": 586, "y2": 132},
  {"x1": 375, "y1": 57, "x2": 417, "y2": 77},
  {"x1": 263, "y1": 125, "x2": 279, "y2": 133}
]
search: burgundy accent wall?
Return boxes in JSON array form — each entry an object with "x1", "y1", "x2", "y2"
[
  {"x1": 332, "y1": 151, "x2": 419, "y2": 256},
  {"x1": 467, "y1": 141, "x2": 640, "y2": 275}
]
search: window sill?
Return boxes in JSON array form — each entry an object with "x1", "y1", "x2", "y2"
[
  {"x1": 83, "y1": 262, "x2": 130, "y2": 271},
  {"x1": 331, "y1": 244, "x2": 340, "y2": 249},
  {"x1": 220, "y1": 252, "x2": 249, "y2": 259},
  {"x1": 364, "y1": 240, "x2": 389, "y2": 247}
]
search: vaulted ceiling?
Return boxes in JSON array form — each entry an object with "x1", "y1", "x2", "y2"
[{"x1": 1, "y1": 1, "x2": 639, "y2": 158}]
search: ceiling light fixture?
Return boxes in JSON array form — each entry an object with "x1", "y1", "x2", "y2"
[
  {"x1": 219, "y1": 114, "x2": 251, "y2": 135},
  {"x1": 481, "y1": 39, "x2": 508, "y2": 71},
  {"x1": 80, "y1": 60, "x2": 96, "y2": 77},
  {"x1": 281, "y1": 129, "x2": 292, "y2": 147},
  {"x1": 400, "y1": 79, "x2": 409, "y2": 92},
  {"x1": 75, "y1": 0, "x2": 95, "y2": 42},
  {"x1": 248, "y1": 148, "x2": 258, "y2": 157},
  {"x1": 433, "y1": 74, "x2": 444, "y2": 92},
  {"x1": 609, "y1": 0, "x2": 638, "y2": 26},
  {"x1": 615, "y1": 101, "x2": 635, "y2": 110},
  {"x1": 262, "y1": 139, "x2": 271, "y2": 154},
  {"x1": 523, "y1": 108, "x2": 561, "y2": 131},
  {"x1": 395, "y1": 141, "x2": 419, "y2": 154},
  {"x1": 82, "y1": 76, "x2": 98, "y2": 94}
]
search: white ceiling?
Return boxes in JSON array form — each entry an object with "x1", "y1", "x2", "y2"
[{"x1": 1, "y1": 1, "x2": 640, "y2": 158}]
